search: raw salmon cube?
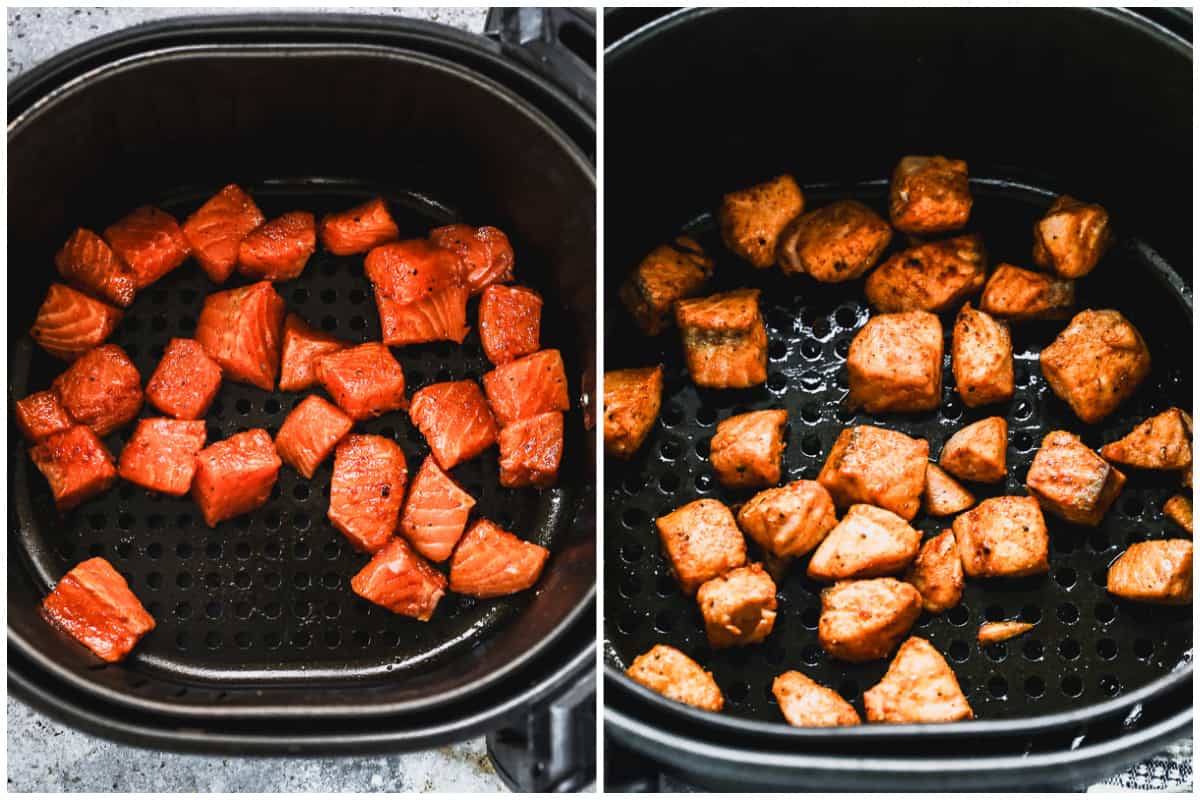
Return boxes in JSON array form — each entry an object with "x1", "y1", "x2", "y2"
[
  {"x1": 319, "y1": 196, "x2": 400, "y2": 255},
  {"x1": 278, "y1": 313, "x2": 348, "y2": 392},
  {"x1": 41, "y1": 557, "x2": 155, "y2": 662},
  {"x1": 409, "y1": 380, "x2": 499, "y2": 470},
  {"x1": 52, "y1": 344, "x2": 143, "y2": 437},
  {"x1": 328, "y1": 434, "x2": 408, "y2": 553},
  {"x1": 191, "y1": 429, "x2": 281, "y2": 527},
  {"x1": 375, "y1": 284, "x2": 471, "y2": 347},
  {"x1": 365, "y1": 239, "x2": 470, "y2": 346},
  {"x1": 449, "y1": 519, "x2": 549, "y2": 598},
  {"x1": 194, "y1": 281, "x2": 286, "y2": 390},
  {"x1": 314, "y1": 342, "x2": 406, "y2": 421},
  {"x1": 15, "y1": 390, "x2": 73, "y2": 442},
  {"x1": 274, "y1": 395, "x2": 353, "y2": 479},
  {"x1": 182, "y1": 183, "x2": 266, "y2": 283},
  {"x1": 145, "y1": 338, "x2": 222, "y2": 420},
  {"x1": 117, "y1": 418, "x2": 207, "y2": 496},
  {"x1": 400, "y1": 456, "x2": 476, "y2": 562},
  {"x1": 238, "y1": 211, "x2": 317, "y2": 282},
  {"x1": 103, "y1": 206, "x2": 191, "y2": 288},
  {"x1": 55, "y1": 228, "x2": 137, "y2": 307},
  {"x1": 498, "y1": 411, "x2": 564, "y2": 488},
  {"x1": 482, "y1": 349, "x2": 570, "y2": 427},
  {"x1": 30, "y1": 426, "x2": 117, "y2": 511},
  {"x1": 350, "y1": 536, "x2": 447, "y2": 621},
  {"x1": 31, "y1": 283, "x2": 123, "y2": 361},
  {"x1": 479, "y1": 284, "x2": 542, "y2": 365},
  {"x1": 429, "y1": 223, "x2": 515, "y2": 294}
]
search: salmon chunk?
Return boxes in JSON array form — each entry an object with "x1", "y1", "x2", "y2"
[
  {"x1": 978, "y1": 621, "x2": 1035, "y2": 645},
  {"x1": 719, "y1": 173, "x2": 805, "y2": 268},
  {"x1": 52, "y1": 344, "x2": 143, "y2": 437},
  {"x1": 709, "y1": 409, "x2": 788, "y2": 488},
  {"x1": 117, "y1": 418, "x2": 206, "y2": 496},
  {"x1": 400, "y1": 456, "x2": 476, "y2": 562},
  {"x1": 819, "y1": 578, "x2": 922, "y2": 662},
  {"x1": 1101, "y1": 408, "x2": 1192, "y2": 471},
  {"x1": 482, "y1": 348, "x2": 570, "y2": 427},
  {"x1": 737, "y1": 480, "x2": 838, "y2": 561},
  {"x1": 273, "y1": 395, "x2": 353, "y2": 479},
  {"x1": 627, "y1": 644, "x2": 724, "y2": 712},
  {"x1": 776, "y1": 200, "x2": 892, "y2": 282},
  {"x1": 103, "y1": 206, "x2": 191, "y2": 289},
  {"x1": 478, "y1": 285, "x2": 542, "y2": 365},
  {"x1": 328, "y1": 434, "x2": 408, "y2": 553},
  {"x1": 55, "y1": 228, "x2": 137, "y2": 307},
  {"x1": 675, "y1": 288, "x2": 768, "y2": 389},
  {"x1": 657, "y1": 499, "x2": 747, "y2": 595},
  {"x1": 696, "y1": 563, "x2": 778, "y2": 648},
  {"x1": 1032, "y1": 195, "x2": 1113, "y2": 279},
  {"x1": 807, "y1": 504, "x2": 922, "y2": 581},
  {"x1": 772, "y1": 671, "x2": 861, "y2": 727},
  {"x1": 865, "y1": 234, "x2": 986, "y2": 313},
  {"x1": 979, "y1": 263, "x2": 1074, "y2": 321},
  {"x1": 939, "y1": 416, "x2": 1008, "y2": 483},
  {"x1": 923, "y1": 464, "x2": 975, "y2": 517},
  {"x1": 1163, "y1": 495, "x2": 1192, "y2": 535},
  {"x1": 449, "y1": 519, "x2": 550, "y2": 598},
  {"x1": 952, "y1": 302, "x2": 1013, "y2": 407},
  {"x1": 238, "y1": 211, "x2": 316, "y2": 282},
  {"x1": 182, "y1": 183, "x2": 265, "y2": 283},
  {"x1": 1107, "y1": 539, "x2": 1192, "y2": 605},
  {"x1": 888, "y1": 155, "x2": 972, "y2": 235},
  {"x1": 192, "y1": 429, "x2": 281, "y2": 527},
  {"x1": 31, "y1": 283, "x2": 123, "y2": 361},
  {"x1": 366, "y1": 239, "x2": 470, "y2": 345},
  {"x1": 409, "y1": 380, "x2": 499, "y2": 470},
  {"x1": 904, "y1": 529, "x2": 964, "y2": 613},
  {"x1": 429, "y1": 224, "x2": 516, "y2": 295},
  {"x1": 319, "y1": 196, "x2": 399, "y2": 255},
  {"x1": 603, "y1": 365, "x2": 663, "y2": 459},
  {"x1": 350, "y1": 536, "x2": 447, "y2": 621},
  {"x1": 1041, "y1": 310, "x2": 1151, "y2": 424},
  {"x1": 1027, "y1": 430, "x2": 1125, "y2": 526},
  {"x1": 953, "y1": 496, "x2": 1049, "y2": 577},
  {"x1": 817, "y1": 426, "x2": 929, "y2": 521},
  {"x1": 864, "y1": 637, "x2": 973, "y2": 723},
  {"x1": 278, "y1": 313, "x2": 348, "y2": 392},
  {"x1": 145, "y1": 338, "x2": 222, "y2": 420},
  {"x1": 42, "y1": 557, "x2": 155, "y2": 662},
  {"x1": 846, "y1": 310, "x2": 943, "y2": 413},
  {"x1": 194, "y1": 280, "x2": 286, "y2": 390},
  {"x1": 499, "y1": 411, "x2": 564, "y2": 488},
  {"x1": 15, "y1": 390, "x2": 73, "y2": 442},
  {"x1": 30, "y1": 426, "x2": 118, "y2": 511},
  {"x1": 618, "y1": 236, "x2": 714, "y2": 335},
  {"x1": 314, "y1": 342, "x2": 407, "y2": 421}
]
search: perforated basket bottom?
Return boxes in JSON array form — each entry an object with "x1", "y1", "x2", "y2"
[{"x1": 604, "y1": 179, "x2": 1192, "y2": 723}]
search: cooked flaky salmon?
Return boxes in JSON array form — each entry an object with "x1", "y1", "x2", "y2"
[
  {"x1": 315, "y1": 342, "x2": 407, "y2": 421},
  {"x1": 31, "y1": 283, "x2": 123, "y2": 361},
  {"x1": 103, "y1": 206, "x2": 191, "y2": 289},
  {"x1": 29, "y1": 426, "x2": 118, "y2": 511},
  {"x1": 864, "y1": 636, "x2": 973, "y2": 723},
  {"x1": 194, "y1": 281, "x2": 286, "y2": 390},
  {"x1": 191, "y1": 429, "x2": 281, "y2": 527},
  {"x1": 1040, "y1": 309, "x2": 1150, "y2": 425},
  {"x1": 888, "y1": 155, "x2": 972, "y2": 236},
  {"x1": 482, "y1": 349, "x2": 570, "y2": 427},
  {"x1": 117, "y1": 418, "x2": 207, "y2": 496},
  {"x1": 709, "y1": 409, "x2": 788, "y2": 489},
  {"x1": 865, "y1": 234, "x2": 986, "y2": 313},
  {"x1": 182, "y1": 183, "x2": 266, "y2": 283},
  {"x1": 400, "y1": 456, "x2": 476, "y2": 563},
  {"x1": 15, "y1": 390, "x2": 74, "y2": 443},
  {"x1": 603, "y1": 365, "x2": 663, "y2": 459},
  {"x1": 319, "y1": 196, "x2": 400, "y2": 255},
  {"x1": 278, "y1": 313, "x2": 348, "y2": 392},
  {"x1": 478, "y1": 284, "x2": 542, "y2": 365},
  {"x1": 42, "y1": 557, "x2": 155, "y2": 663},
  {"x1": 328, "y1": 434, "x2": 408, "y2": 553},
  {"x1": 719, "y1": 174, "x2": 805, "y2": 268},
  {"x1": 51, "y1": 344, "x2": 143, "y2": 437},
  {"x1": 351, "y1": 536, "x2": 447, "y2": 621},
  {"x1": 772, "y1": 671, "x2": 861, "y2": 727},
  {"x1": 429, "y1": 223, "x2": 515, "y2": 294},
  {"x1": 55, "y1": 228, "x2": 137, "y2": 307},
  {"x1": 449, "y1": 519, "x2": 549, "y2": 598},
  {"x1": 675, "y1": 288, "x2": 768, "y2": 388},
  {"x1": 627, "y1": 644, "x2": 724, "y2": 712},
  {"x1": 846, "y1": 311, "x2": 943, "y2": 414},
  {"x1": 365, "y1": 239, "x2": 470, "y2": 346},
  {"x1": 499, "y1": 411, "x2": 564, "y2": 488},
  {"x1": 144, "y1": 338, "x2": 222, "y2": 420},
  {"x1": 409, "y1": 380, "x2": 499, "y2": 471},
  {"x1": 237, "y1": 211, "x2": 316, "y2": 282},
  {"x1": 273, "y1": 395, "x2": 353, "y2": 479}
]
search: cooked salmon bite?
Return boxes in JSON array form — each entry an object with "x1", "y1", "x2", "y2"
[
  {"x1": 1163, "y1": 495, "x2": 1193, "y2": 536},
  {"x1": 719, "y1": 173, "x2": 805, "y2": 269},
  {"x1": 29, "y1": 426, "x2": 118, "y2": 512},
  {"x1": 315, "y1": 342, "x2": 407, "y2": 421},
  {"x1": 429, "y1": 223, "x2": 515, "y2": 295},
  {"x1": 350, "y1": 537, "x2": 447, "y2": 621},
  {"x1": 237, "y1": 211, "x2": 317, "y2": 282},
  {"x1": 817, "y1": 426, "x2": 929, "y2": 521},
  {"x1": 117, "y1": 418, "x2": 206, "y2": 497},
  {"x1": 737, "y1": 480, "x2": 838, "y2": 561},
  {"x1": 1027, "y1": 430, "x2": 1125, "y2": 526},
  {"x1": 819, "y1": 578, "x2": 922, "y2": 662},
  {"x1": 776, "y1": 200, "x2": 892, "y2": 282},
  {"x1": 15, "y1": 390, "x2": 73, "y2": 443},
  {"x1": 939, "y1": 416, "x2": 1008, "y2": 484},
  {"x1": 978, "y1": 621, "x2": 1035, "y2": 645},
  {"x1": 953, "y1": 496, "x2": 1049, "y2": 578},
  {"x1": 31, "y1": 283, "x2": 123, "y2": 361},
  {"x1": 846, "y1": 311, "x2": 943, "y2": 414},
  {"x1": 772, "y1": 671, "x2": 861, "y2": 727},
  {"x1": 365, "y1": 239, "x2": 470, "y2": 346},
  {"x1": 865, "y1": 234, "x2": 986, "y2": 313},
  {"x1": 277, "y1": 313, "x2": 348, "y2": 393},
  {"x1": 864, "y1": 636, "x2": 973, "y2": 723},
  {"x1": 656, "y1": 499, "x2": 747, "y2": 595},
  {"x1": 979, "y1": 263, "x2": 1074, "y2": 321},
  {"x1": 1100, "y1": 408, "x2": 1193, "y2": 471},
  {"x1": 627, "y1": 644, "x2": 724, "y2": 712},
  {"x1": 145, "y1": 338, "x2": 222, "y2": 421},
  {"x1": 888, "y1": 155, "x2": 972, "y2": 236},
  {"x1": 51, "y1": 344, "x2": 143, "y2": 437},
  {"x1": 709, "y1": 409, "x2": 788, "y2": 489},
  {"x1": 482, "y1": 348, "x2": 570, "y2": 427},
  {"x1": 400, "y1": 456, "x2": 476, "y2": 563},
  {"x1": 328, "y1": 434, "x2": 408, "y2": 553},
  {"x1": 923, "y1": 464, "x2": 975, "y2": 517},
  {"x1": 449, "y1": 519, "x2": 550, "y2": 598},
  {"x1": 182, "y1": 183, "x2": 265, "y2": 284},
  {"x1": 479, "y1": 285, "x2": 542, "y2": 366},
  {"x1": 194, "y1": 280, "x2": 286, "y2": 391},
  {"x1": 273, "y1": 395, "x2": 353, "y2": 480},
  {"x1": 498, "y1": 411, "x2": 564, "y2": 489},
  {"x1": 103, "y1": 205, "x2": 191, "y2": 289},
  {"x1": 618, "y1": 236, "x2": 714, "y2": 335},
  {"x1": 806, "y1": 504, "x2": 922, "y2": 581},
  {"x1": 42, "y1": 557, "x2": 155, "y2": 663},
  {"x1": 319, "y1": 196, "x2": 400, "y2": 256},
  {"x1": 675, "y1": 288, "x2": 768, "y2": 389},
  {"x1": 952, "y1": 302, "x2": 1013, "y2": 407},
  {"x1": 1106, "y1": 539, "x2": 1192, "y2": 605},
  {"x1": 409, "y1": 380, "x2": 500, "y2": 471},
  {"x1": 1032, "y1": 195, "x2": 1113, "y2": 279},
  {"x1": 904, "y1": 529, "x2": 964, "y2": 614},
  {"x1": 55, "y1": 228, "x2": 137, "y2": 307},
  {"x1": 192, "y1": 429, "x2": 281, "y2": 527},
  {"x1": 603, "y1": 365, "x2": 663, "y2": 459},
  {"x1": 696, "y1": 563, "x2": 777, "y2": 649},
  {"x1": 1040, "y1": 309, "x2": 1151, "y2": 425}
]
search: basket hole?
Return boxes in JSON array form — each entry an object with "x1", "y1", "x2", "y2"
[
  {"x1": 800, "y1": 607, "x2": 820, "y2": 630},
  {"x1": 798, "y1": 370, "x2": 822, "y2": 391},
  {"x1": 147, "y1": 572, "x2": 163, "y2": 589},
  {"x1": 767, "y1": 373, "x2": 788, "y2": 392},
  {"x1": 801, "y1": 404, "x2": 821, "y2": 424},
  {"x1": 322, "y1": 572, "x2": 340, "y2": 589},
  {"x1": 293, "y1": 541, "x2": 311, "y2": 559},
  {"x1": 618, "y1": 576, "x2": 641, "y2": 599},
  {"x1": 660, "y1": 440, "x2": 681, "y2": 460},
  {"x1": 1020, "y1": 604, "x2": 1042, "y2": 624},
  {"x1": 264, "y1": 540, "x2": 282, "y2": 560},
  {"x1": 1014, "y1": 399, "x2": 1033, "y2": 421},
  {"x1": 1133, "y1": 638, "x2": 1155, "y2": 660},
  {"x1": 661, "y1": 405, "x2": 684, "y2": 427},
  {"x1": 984, "y1": 604, "x2": 1005, "y2": 622},
  {"x1": 616, "y1": 611, "x2": 641, "y2": 635},
  {"x1": 1058, "y1": 638, "x2": 1081, "y2": 660},
  {"x1": 264, "y1": 572, "x2": 282, "y2": 589},
  {"x1": 294, "y1": 513, "x2": 311, "y2": 531},
  {"x1": 834, "y1": 338, "x2": 852, "y2": 359},
  {"x1": 696, "y1": 407, "x2": 718, "y2": 426},
  {"x1": 946, "y1": 605, "x2": 969, "y2": 626},
  {"x1": 353, "y1": 630, "x2": 371, "y2": 648},
  {"x1": 1060, "y1": 674, "x2": 1083, "y2": 697},
  {"x1": 294, "y1": 601, "x2": 313, "y2": 619},
  {"x1": 653, "y1": 611, "x2": 675, "y2": 633},
  {"x1": 114, "y1": 541, "x2": 131, "y2": 559},
  {"x1": 1014, "y1": 432, "x2": 1034, "y2": 452},
  {"x1": 264, "y1": 602, "x2": 282, "y2": 619},
  {"x1": 987, "y1": 675, "x2": 1008, "y2": 699},
  {"x1": 234, "y1": 571, "x2": 251, "y2": 589},
  {"x1": 1094, "y1": 602, "x2": 1116, "y2": 624},
  {"x1": 1096, "y1": 638, "x2": 1118, "y2": 660},
  {"x1": 205, "y1": 601, "x2": 220, "y2": 620},
  {"x1": 658, "y1": 473, "x2": 680, "y2": 493},
  {"x1": 620, "y1": 543, "x2": 644, "y2": 563},
  {"x1": 800, "y1": 435, "x2": 822, "y2": 457},
  {"x1": 948, "y1": 640, "x2": 969, "y2": 663},
  {"x1": 293, "y1": 632, "x2": 311, "y2": 648},
  {"x1": 349, "y1": 288, "x2": 366, "y2": 305},
  {"x1": 768, "y1": 340, "x2": 789, "y2": 361},
  {"x1": 1099, "y1": 675, "x2": 1121, "y2": 697},
  {"x1": 1023, "y1": 639, "x2": 1044, "y2": 661},
  {"x1": 264, "y1": 632, "x2": 282, "y2": 650},
  {"x1": 800, "y1": 644, "x2": 822, "y2": 666},
  {"x1": 1054, "y1": 567, "x2": 1077, "y2": 588},
  {"x1": 1088, "y1": 531, "x2": 1110, "y2": 552},
  {"x1": 800, "y1": 340, "x2": 821, "y2": 360},
  {"x1": 694, "y1": 474, "x2": 713, "y2": 492},
  {"x1": 323, "y1": 541, "x2": 341, "y2": 560},
  {"x1": 1024, "y1": 676, "x2": 1045, "y2": 698},
  {"x1": 655, "y1": 575, "x2": 676, "y2": 597},
  {"x1": 115, "y1": 511, "x2": 133, "y2": 531},
  {"x1": 174, "y1": 602, "x2": 192, "y2": 620},
  {"x1": 293, "y1": 573, "x2": 310, "y2": 589},
  {"x1": 176, "y1": 542, "x2": 193, "y2": 559},
  {"x1": 942, "y1": 399, "x2": 963, "y2": 422},
  {"x1": 175, "y1": 633, "x2": 188, "y2": 651},
  {"x1": 176, "y1": 572, "x2": 192, "y2": 589},
  {"x1": 621, "y1": 508, "x2": 647, "y2": 529},
  {"x1": 146, "y1": 542, "x2": 163, "y2": 559},
  {"x1": 235, "y1": 542, "x2": 251, "y2": 559},
  {"x1": 1056, "y1": 603, "x2": 1079, "y2": 624},
  {"x1": 984, "y1": 643, "x2": 1007, "y2": 663},
  {"x1": 323, "y1": 601, "x2": 341, "y2": 619},
  {"x1": 695, "y1": 439, "x2": 710, "y2": 459},
  {"x1": 234, "y1": 602, "x2": 252, "y2": 620}
]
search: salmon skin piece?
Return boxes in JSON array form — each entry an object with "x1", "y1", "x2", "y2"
[
  {"x1": 182, "y1": 184, "x2": 266, "y2": 283},
  {"x1": 409, "y1": 380, "x2": 499, "y2": 470},
  {"x1": 499, "y1": 411, "x2": 564, "y2": 488},
  {"x1": 117, "y1": 418, "x2": 207, "y2": 496},
  {"x1": 429, "y1": 224, "x2": 515, "y2": 294},
  {"x1": 350, "y1": 536, "x2": 447, "y2": 621},
  {"x1": 52, "y1": 344, "x2": 143, "y2": 437},
  {"x1": 315, "y1": 342, "x2": 407, "y2": 421},
  {"x1": 319, "y1": 196, "x2": 400, "y2": 255},
  {"x1": 103, "y1": 206, "x2": 191, "y2": 289},
  {"x1": 194, "y1": 280, "x2": 286, "y2": 390},
  {"x1": 41, "y1": 557, "x2": 155, "y2": 662},
  {"x1": 274, "y1": 395, "x2": 353, "y2": 479},
  {"x1": 191, "y1": 429, "x2": 281, "y2": 527},
  {"x1": 29, "y1": 425, "x2": 118, "y2": 511},
  {"x1": 479, "y1": 284, "x2": 542, "y2": 365},
  {"x1": 278, "y1": 313, "x2": 347, "y2": 392},
  {"x1": 55, "y1": 228, "x2": 137, "y2": 307},
  {"x1": 15, "y1": 390, "x2": 73, "y2": 442},
  {"x1": 365, "y1": 239, "x2": 470, "y2": 346},
  {"x1": 145, "y1": 338, "x2": 223, "y2": 420},
  {"x1": 238, "y1": 211, "x2": 317, "y2": 282},
  {"x1": 30, "y1": 283, "x2": 123, "y2": 361},
  {"x1": 400, "y1": 456, "x2": 476, "y2": 562},
  {"x1": 450, "y1": 519, "x2": 549, "y2": 598},
  {"x1": 482, "y1": 348, "x2": 570, "y2": 427},
  {"x1": 328, "y1": 434, "x2": 408, "y2": 553}
]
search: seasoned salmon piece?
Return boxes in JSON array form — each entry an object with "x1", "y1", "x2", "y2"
[
  {"x1": 144, "y1": 338, "x2": 222, "y2": 420},
  {"x1": 52, "y1": 344, "x2": 143, "y2": 437},
  {"x1": 409, "y1": 380, "x2": 499, "y2": 470},
  {"x1": 278, "y1": 313, "x2": 348, "y2": 392},
  {"x1": 818, "y1": 426, "x2": 929, "y2": 521},
  {"x1": 482, "y1": 348, "x2": 570, "y2": 427},
  {"x1": 772, "y1": 671, "x2": 861, "y2": 727},
  {"x1": 846, "y1": 310, "x2": 943, "y2": 413},
  {"x1": 940, "y1": 416, "x2": 1008, "y2": 484},
  {"x1": 29, "y1": 426, "x2": 118, "y2": 511},
  {"x1": 1041, "y1": 310, "x2": 1150, "y2": 424},
  {"x1": 709, "y1": 409, "x2": 788, "y2": 488},
  {"x1": 1164, "y1": 495, "x2": 1192, "y2": 535},
  {"x1": 449, "y1": 519, "x2": 550, "y2": 598},
  {"x1": 889, "y1": 155, "x2": 972, "y2": 235},
  {"x1": 273, "y1": 395, "x2": 353, "y2": 479},
  {"x1": 776, "y1": 200, "x2": 892, "y2": 282},
  {"x1": 627, "y1": 644, "x2": 724, "y2": 712},
  {"x1": 820, "y1": 578, "x2": 922, "y2": 662},
  {"x1": 366, "y1": 239, "x2": 470, "y2": 346},
  {"x1": 675, "y1": 288, "x2": 768, "y2": 389},
  {"x1": 1027, "y1": 430, "x2": 1125, "y2": 526},
  {"x1": 42, "y1": 557, "x2": 155, "y2": 663},
  {"x1": 1101, "y1": 408, "x2": 1193, "y2": 471},
  {"x1": 31, "y1": 283, "x2": 123, "y2": 361},
  {"x1": 429, "y1": 223, "x2": 515, "y2": 295},
  {"x1": 55, "y1": 228, "x2": 137, "y2": 307},
  {"x1": 479, "y1": 284, "x2": 542, "y2": 365},
  {"x1": 905, "y1": 529, "x2": 964, "y2": 613},
  {"x1": 603, "y1": 365, "x2": 663, "y2": 459},
  {"x1": 328, "y1": 434, "x2": 408, "y2": 553},
  {"x1": 182, "y1": 183, "x2": 265, "y2": 283},
  {"x1": 237, "y1": 211, "x2": 316, "y2": 282},
  {"x1": 117, "y1": 418, "x2": 206, "y2": 496},
  {"x1": 618, "y1": 236, "x2": 714, "y2": 335},
  {"x1": 953, "y1": 496, "x2": 1049, "y2": 577},
  {"x1": 979, "y1": 263, "x2": 1074, "y2": 321},
  {"x1": 952, "y1": 302, "x2": 1013, "y2": 407},
  {"x1": 194, "y1": 281, "x2": 286, "y2": 390},
  {"x1": 1107, "y1": 539, "x2": 1192, "y2": 605},
  {"x1": 864, "y1": 637, "x2": 973, "y2": 723},
  {"x1": 191, "y1": 429, "x2": 281, "y2": 527},
  {"x1": 657, "y1": 499, "x2": 747, "y2": 595},
  {"x1": 104, "y1": 206, "x2": 191, "y2": 288},
  {"x1": 499, "y1": 411, "x2": 564, "y2": 488},
  {"x1": 1032, "y1": 195, "x2": 1113, "y2": 279},
  {"x1": 319, "y1": 196, "x2": 399, "y2": 255},
  {"x1": 315, "y1": 342, "x2": 407, "y2": 421},
  {"x1": 15, "y1": 390, "x2": 73, "y2": 442},
  {"x1": 737, "y1": 480, "x2": 838, "y2": 561},
  {"x1": 696, "y1": 563, "x2": 778, "y2": 648},
  {"x1": 400, "y1": 456, "x2": 476, "y2": 562},
  {"x1": 376, "y1": 284, "x2": 472, "y2": 347},
  {"x1": 719, "y1": 173, "x2": 805, "y2": 268},
  {"x1": 978, "y1": 621, "x2": 1035, "y2": 645},
  {"x1": 807, "y1": 504, "x2": 922, "y2": 581},
  {"x1": 865, "y1": 234, "x2": 986, "y2": 313},
  {"x1": 351, "y1": 536, "x2": 447, "y2": 621},
  {"x1": 923, "y1": 464, "x2": 975, "y2": 517}
]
